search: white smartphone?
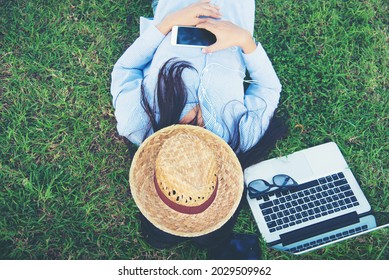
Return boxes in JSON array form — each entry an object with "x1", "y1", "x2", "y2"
[{"x1": 171, "y1": 26, "x2": 216, "y2": 48}]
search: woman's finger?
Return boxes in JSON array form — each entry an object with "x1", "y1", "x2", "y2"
[
  {"x1": 196, "y1": 6, "x2": 221, "y2": 18},
  {"x1": 196, "y1": 19, "x2": 218, "y2": 31},
  {"x1": 202, "y1": 2, "x2": 220, "y2": 11},
  {"x1": 202, "y1": 42, "x2": 223, "y2": 54}
]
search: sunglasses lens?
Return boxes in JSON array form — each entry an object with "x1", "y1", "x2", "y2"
[
  {"x1": 248, "y1": 180, "x2": 270, "y2": 194},
  {"x1": 273, "y1": 175, "x2": 298, "y2": 188}
]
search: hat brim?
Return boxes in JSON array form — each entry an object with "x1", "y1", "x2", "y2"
[{"x1": 129, "y1": 125, "x2": 244, "y2": 237}]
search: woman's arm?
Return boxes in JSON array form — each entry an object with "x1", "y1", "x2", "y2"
[
  {"x1": 111, "y1": 26, "x2": 165, "y2": 144},
  {"x1": 238, "y1": 44, "x2": 282, "y2": 151},
  {"x1": 196, "y1": 19, "x2": 281, "y2": 151}
]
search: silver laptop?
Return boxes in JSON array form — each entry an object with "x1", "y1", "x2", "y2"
[{"x1": 244, "y1": 142, "x2": 389, "y2": 254}]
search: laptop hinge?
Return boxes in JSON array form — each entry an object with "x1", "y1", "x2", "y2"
[{"x1": 278, "y1": 211, "x2": 360, "y2": 246}]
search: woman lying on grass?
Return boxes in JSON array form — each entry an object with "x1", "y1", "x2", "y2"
[{"x1": 110, "y1": 0, "x2": 287, "y2": 257}]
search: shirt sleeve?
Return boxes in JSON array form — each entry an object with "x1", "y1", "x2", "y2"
[
  {"x1": 239, "y1": 43, "x2": 282, "y2": 151},
  {"x1": 110, "y1": 24, "x2": 165, "y2": 145}
]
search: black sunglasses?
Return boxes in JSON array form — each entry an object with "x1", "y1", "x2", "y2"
[{"x1": 247, "y1": 174, "x2": 298, "y2": 199}]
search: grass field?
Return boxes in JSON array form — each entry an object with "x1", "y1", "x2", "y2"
[{"x1": 0, "y1": 0, "x2": 388, "y2": 260}]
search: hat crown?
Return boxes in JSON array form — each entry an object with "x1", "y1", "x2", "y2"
[{"x1": 155, "y1": 133, "x2": 218, "y2": 208}]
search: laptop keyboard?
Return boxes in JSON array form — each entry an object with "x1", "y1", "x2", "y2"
[{"x1": 258, "y1": 172, "x2": 360, "y2": 233}]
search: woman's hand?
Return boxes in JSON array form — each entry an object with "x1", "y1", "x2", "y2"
[
  {"x1": 196, "y1": 19, "x2": 257, "y2": 54},
  {"x1": 156, "y1": 0, "x2": 222, "y2": 35}
]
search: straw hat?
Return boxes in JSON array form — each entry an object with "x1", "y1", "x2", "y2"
[{"x1": 129, "y1": 125, "x2": 244, "y2": 237}]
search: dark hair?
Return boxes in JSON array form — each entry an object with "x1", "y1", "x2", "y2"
[
  {"x1": 141, "y1": 58, "x2": 199, "y2": 136},
  {"x1": 237, "y1": 114, "x2": 288, "y2": 170},
  {"x1": 139, "y1": 58, "x2": 288, "y2": 169}
]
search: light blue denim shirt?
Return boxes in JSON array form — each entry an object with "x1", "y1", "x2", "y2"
[{"x1": 111, "y1": 0, "x2": 281, "y2": 152}]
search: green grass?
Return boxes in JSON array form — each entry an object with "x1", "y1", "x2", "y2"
[{"x1": 0, "y1": 0, "x2": 388, "y2": 260}]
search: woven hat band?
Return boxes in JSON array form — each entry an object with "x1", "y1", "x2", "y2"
[{"x1": 154, "y1": 173, "x2": 219, "y2": 214}]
